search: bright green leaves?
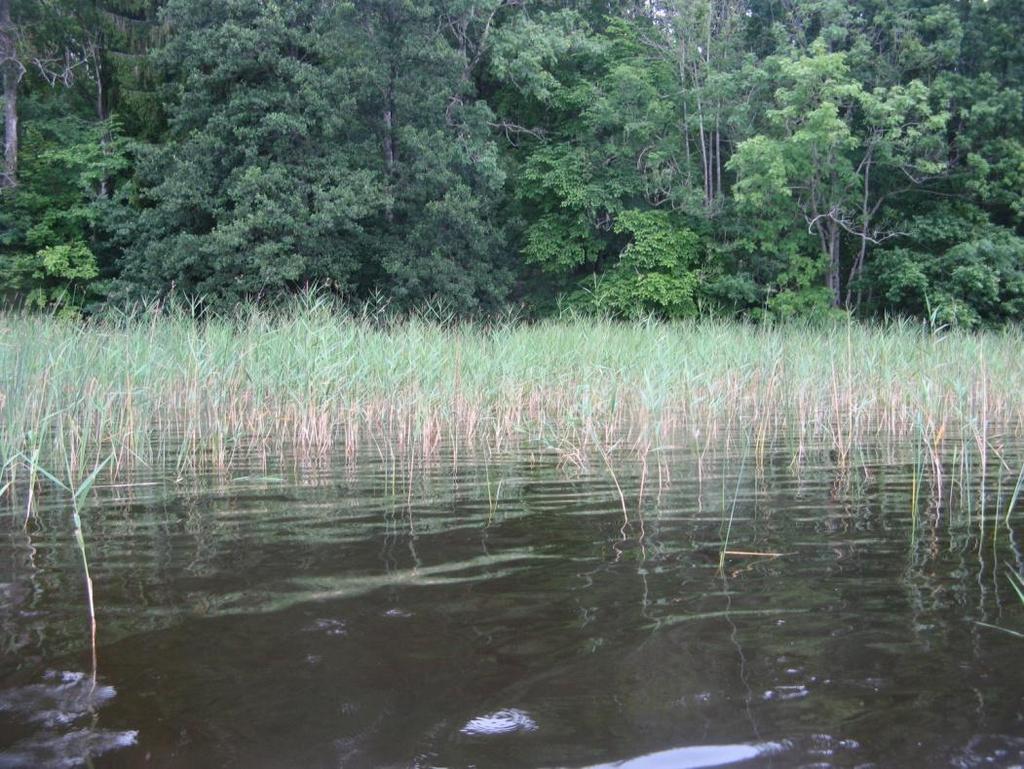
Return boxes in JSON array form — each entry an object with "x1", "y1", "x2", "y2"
[
  {"x1": 729, "y1": 40, "x2": 949, "y2": 311},
  {"x1": 489, "y1": 10, "x2": 588, "y2": 104},
  {"x1": 524, "y1": 215, "x2": 603, "y2": 273},
  {"x1": 732, "y1": 43, "x2": 862, "y2": 210},
  {"x1": 727, "y1": 45, "x2": 862, "y2": 310},
  {"x1": 578, "y1": 270, "x2": 701, "y2": 320},
  {"x1": 570, "y1": 211, "x2": 708, "y2": 319},
  {"x1": 729, "y1": 134, "x2": 790, "y2": 211},
  {"x1": 505, "y1": 14, "x2": 705, "y2": 311},
  {"x1": 860, "y1": 78, "x2": 949, "y2": 179},
  {"x1": 25, "y1": 243, "x2": 100, "y2": 312},
  {"x1": 37, "y1": 243, "x2": 99, "y2": 281},
  {"x1": 0, "y1": 117, "x2": 128, "y2": 313},
  {"x1": 520, "y1": 145, "x2": 602, "y2": 213},
  {"x1": 614, "y1": 211, "x2": 702, "y2": 273}
]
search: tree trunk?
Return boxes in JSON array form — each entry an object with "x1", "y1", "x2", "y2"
[
  {"x1": 677, "y1": 52, "x2": 693, "y2": 192},
  {"x1": 815, "y1": 215, "x2": 843, "y2": 307},
  {"x1": 382, "y1": 65, "x2": 397, "y2": 223},
  {"x1": 714, "y1": 112, "x2": 722, "y2": 204},
  {"x1": 95, "y1": 51, "x2": 111, "y2": 198},
  {"x1": 383, "y1": 101, "x2": 396, "y2": 172},
  {"x1": 828, "y1": 222, "x2": 842, "y2": 308},
  {"x1": 845, "y1": 158, "x2": 874, "y2": 309},
  {"x1": 845, "y1": 237, "x2": 867, "y2": 309},
  {"x1": 0, "y1": 0, "x2": 18, "y2": 189},
  {"x1": 2, "y1": 64, "x2": 15, "y2": 189},
  {"x1": 694, "y1": 88, "x2": 710, "y2": 206}
]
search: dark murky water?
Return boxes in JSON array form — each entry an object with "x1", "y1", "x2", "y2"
[{"x1": 2, "y1": 443, "x2": 1024, "y2": 768}]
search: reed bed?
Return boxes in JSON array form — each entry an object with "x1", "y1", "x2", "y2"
[{"x1": 2, "y1": 298, "x2": 1024, "y2": 498}]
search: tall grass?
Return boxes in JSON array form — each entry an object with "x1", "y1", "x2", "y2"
[{"x1": 2, "y1": 296, "x2": 1024, "y2": 501}]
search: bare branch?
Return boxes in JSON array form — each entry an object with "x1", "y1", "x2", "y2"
[
  {"x1": 32, "y1": 48, "x2": 89, "y2": 87},
  {"x1": 488, "y1": 119, "x2": 544, "y2": 144}
]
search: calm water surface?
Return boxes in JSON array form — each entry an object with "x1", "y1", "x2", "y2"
[{"x1": 1, "y1": 443, "x2": 1023, "y2": 768}]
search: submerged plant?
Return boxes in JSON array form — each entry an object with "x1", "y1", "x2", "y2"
[
  {"x1": 1004, "y1": 463, "x2": 1024, "y2": 525},
  {"x1": 10, "y1": 452, "x2": 113, "y2": 676},
  {"x1": 1009, "y1": 569, "x2": 1024, "y2": 608}
]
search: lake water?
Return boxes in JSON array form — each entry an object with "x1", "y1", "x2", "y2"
[{"x1": 1, "y1": 442, "x2": 1023, "y2": 768}]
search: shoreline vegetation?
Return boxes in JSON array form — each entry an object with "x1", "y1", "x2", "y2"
[
  {"x1": 4, "y1": 1, "x2": 1024, "y2": 333},
  {"x1": 4, "y1": 297, "x2": 1024, "y2": 657},
  {"x1": 3, "y1": 297, "x2": 1024, "y2": 509}
]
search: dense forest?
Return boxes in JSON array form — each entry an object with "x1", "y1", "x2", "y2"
[{"x1": 0, "y1": 0, "x2": 1022, "y2": 324}]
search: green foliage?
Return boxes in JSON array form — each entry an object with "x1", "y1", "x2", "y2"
[
  {"x1": 524, "y1": 214, "x2": 603, "y2": 273},
  {"x1": 729, "y1": 41, "x2": 949, "y2": 309},
  {"x1": 332, "y1": 0, "x2": 517, "y2": 313},
  {"x1": 614, "y1": 211, "x2": 703, "y2": 273},
  {"x1": 570, "y1": 211, "x2": 707, "y2": 319},
  {"x1": 1, "y1": 0, "x2": 1022, "y2": 322},
  {"x1": 111, "y1": 0, "x2": 512, "y2": 313},
  {"x1": 113, "y1": 0, "x2": 382, "y2": 308},
  {"x1": 503, "y1": 13, "x2": 711, "y2": 310},
  {"x1": 866, "y1": 206, "x2": 1024, "y2": 327},
  {"x1": 0, "y1": 114, "x2": 129, "y2": 313}
]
